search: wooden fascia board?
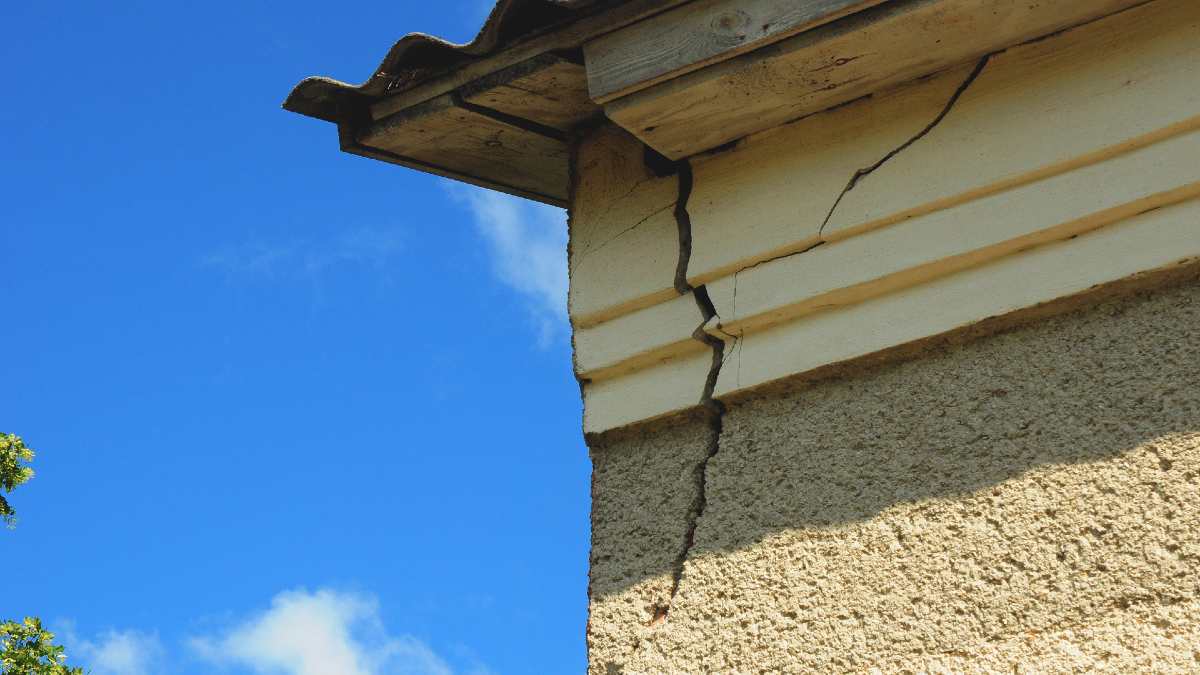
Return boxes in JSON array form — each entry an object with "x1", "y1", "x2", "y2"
[
  {"x1": 582, "y1": 0, "x2": 891, "y2": 104},
  {"x1": 342, "y1": 52, "x2": 609, "y2": 206},
  {"x1": 603, "y1": 0, "x2": 1156, "y2": 159}
]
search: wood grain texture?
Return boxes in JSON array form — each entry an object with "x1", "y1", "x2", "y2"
[
  {"x1": 605, "y1": 0, "x2": 1150, "y2": 159},
  {"x1": 460, "y1": 54, "x2": 598, "y2": 131},
  {"x1": 369, "y1": 0, "x2": 694, "y2": 121},
  {"x1": 358, "y1": 93, "x2": 569, "y2": 202},
  {"x1": 583, "y1": 0, "x2": 885, "y2": 103}
]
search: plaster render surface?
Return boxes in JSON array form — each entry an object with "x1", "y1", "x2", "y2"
[
  {"x1": 588, "y1": 276, "x2": 1200, "y2": 673},
  {"x1": 570, "y1": 124, "x2": 680, "y2": 325},
  {"x1": 589, "y1": 416, "x2": 714, "y2": 667}
]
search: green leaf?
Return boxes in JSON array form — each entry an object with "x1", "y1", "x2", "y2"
[
  {"x1": 0, "y1": 434, "x2": 37, "y2": 529},
  {"x1": 0, "y1": 617, "x2": 85, "y2": 674}
]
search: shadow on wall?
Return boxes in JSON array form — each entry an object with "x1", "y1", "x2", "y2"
[{"x1": 587, "y1": 267, "x2": 1200, "y2": 624}]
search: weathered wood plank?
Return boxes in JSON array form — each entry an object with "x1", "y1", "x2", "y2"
[
  {"x1": 357, "y1": 93, "x2": 569, "y2": 202},
  {"x1": 369, "y1": 0, "x2": 694, "y2": 121},
  {"x1": 605, "y1": 0, "x2": 1150, "y2": 159},
  {"x1": 583, "y1": 0, "x2": 886, "y2": 103},
  {"x1": 460, "y1": 54, "x2": 598, "y2": 131}
]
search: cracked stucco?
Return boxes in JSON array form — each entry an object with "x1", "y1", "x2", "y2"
[
  {"x1": 588, "y1": 272, "x2": 1200, "y2": 673},
  {"x1": 581, "y1": 5, "x2": 1200, "y2": 670},
  {"x1": 645, "y1": 159, "x2": 730, "y2": 624}
]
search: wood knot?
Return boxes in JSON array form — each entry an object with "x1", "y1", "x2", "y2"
[{"x1": 712, "y1": 9, "x2": 751, "y2": 38}]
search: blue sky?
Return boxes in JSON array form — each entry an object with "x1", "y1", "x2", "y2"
[{"x1": 1, "y1": 2, "x2": 589, "y2": 673}]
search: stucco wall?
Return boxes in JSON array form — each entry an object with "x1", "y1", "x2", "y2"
[{"x1": 588, "y1": 274, "x2": 1200, "y2": 673}]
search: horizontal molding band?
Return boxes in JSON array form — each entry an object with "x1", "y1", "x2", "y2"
[
  {"x1": 690, "y1": 114, "x2": 1200, "y2": 289},
  {"x1": 575, "y1": 120, "x2": 1200, "y2": 381},
  {"x1": 570, "y1": 0, "x2": 1200, "y2": 332},
  {"x1": 714, "y1": 203, "x2": 1200, "y2": 399},
  {"x1": 584, "y1": 200, "x2": 1200, "y2": 432}
]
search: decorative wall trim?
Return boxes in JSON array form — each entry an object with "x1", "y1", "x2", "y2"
[{"x1": 571, "y1": 0, "x2": 1200, "y2": 433}]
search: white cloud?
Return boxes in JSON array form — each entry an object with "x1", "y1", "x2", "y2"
[
  {"x1": 190, "y1": 588, "x2": 460, "y2": 675},
  {"x1": 453, "y1": 187, "x2": 569, "y2": 342},
  {"x1": 58, "y1": 623, "x2": 164, "y2": 675}
]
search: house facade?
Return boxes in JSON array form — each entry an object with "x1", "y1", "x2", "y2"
[{"x1": 287, "y1": 0, "x2": 1200, "y2": 671}]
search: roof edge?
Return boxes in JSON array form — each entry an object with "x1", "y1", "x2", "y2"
[{"x1": 282, "y1": 0, "x2": 601, "y2": 123}]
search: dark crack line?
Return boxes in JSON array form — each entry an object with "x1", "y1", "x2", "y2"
[
  {"x1": 654, "y1": 298, "x2": 725, "y2": 625},
  {"x1": 651, "y1": 159, "x2": 728, "y2": 626},
  {"x1": 732, "y1": 269, "x2": 738, "y2": 324},
  {"x1": 589, "y1": 174, "x2": 657, "y2": 247},
  {"x1": 691, "y1": 286, "x2": 726, "y2": 406},
  {"x1": 660, "y1": 391, "x2": 723, "y2": 615},
  {"x1": 673, "y1": 161, "x2": 696, "y2": 295},
  {"x1": 818, "y1": 53, "x2": 994, "y2": 238},
  {"x1": 652, "y1": 59, "x2": 993, "y2": 624}
]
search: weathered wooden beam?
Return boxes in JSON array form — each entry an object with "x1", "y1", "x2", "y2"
[
  {"x1": 355, "y1": 92, "x2": 570, "y2": 205},
  {"x1": 605, "y1": 0, "x2": 1153, "y2": 159},
  {"x1": 583, "y1": 0, "x2": 888, "y2": 104},
  {"x1": 347, "y1": 53, "x2": 606, "y2": 205},
  {"x1": 459, "y1": 53, "x2": 599, "y2": 131},
  {"x1": 369, "y1": 0, "x2": 694, "y2": 122}
]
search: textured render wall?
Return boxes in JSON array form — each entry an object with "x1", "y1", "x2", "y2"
[{"x1": 588, "y1": 275, "x2": 1200, "y2": 673}]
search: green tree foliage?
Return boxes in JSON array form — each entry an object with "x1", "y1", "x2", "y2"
[
  {"x1": 0, "y1": 437, "x2": 84, "y2": 673},
  {"x1": 0, "y1": 433, "x2": 36, "y2": 528},
  {"x1": 0, "y1": 618, "x2": 83, "y2": 674}
]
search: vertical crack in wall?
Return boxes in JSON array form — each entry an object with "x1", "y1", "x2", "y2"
[
  {"x1": 641, "y1": 54, "x2": 992, "y2": 622},
  {"x1": 817, "y1": 53, "x2": 994, "y2": 238},
  {"x1": 673, "y1": 161, "x2": 697, "y2": 295},
  {"x1": 648, "y1": 156, "x2": 729, "y2": 626}
]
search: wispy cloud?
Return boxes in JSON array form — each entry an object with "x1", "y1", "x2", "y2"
[
  {"x1": 190, "y1": 588, "x2": 465, "y2": 675},
  {"x1": 58, "y1": 623, "x2": 165, "y2": 675},
  {"x1": 201, "y1": 226, "x2": 405, "y2": 283},
  {"x1": 453, "y1": 187, "x2": 569, "y2": 343}
]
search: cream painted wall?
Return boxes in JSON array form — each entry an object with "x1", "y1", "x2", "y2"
[{"x1": 569, "y1": 0, "x2": 1200, "y2": 434}]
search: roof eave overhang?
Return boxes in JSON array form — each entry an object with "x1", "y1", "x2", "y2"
[{"x1": 285, "y1": 0, "x2": 1154, "y2": 204}]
